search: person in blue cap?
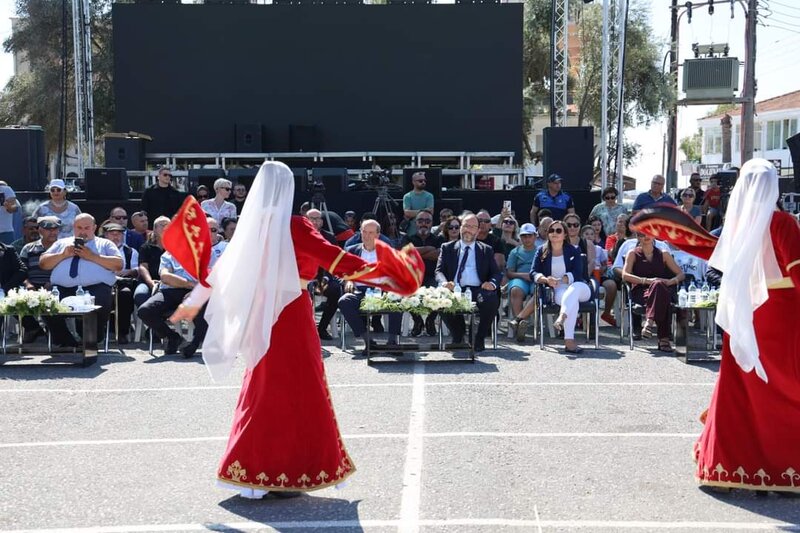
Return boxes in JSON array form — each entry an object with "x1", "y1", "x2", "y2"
[{"x1": 529, "y1": 174, "x2": 575, "y2": 225}]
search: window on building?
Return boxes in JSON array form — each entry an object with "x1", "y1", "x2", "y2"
[
  {"x1": 754, "y1": 122, "x2": 763, "y2": 151},
  {"x1": 783, "y1": 118, "x2": 799, "y2": 148},
  {"x1": 733, "y1": 124, "x2": 739, "y2": 153},
  {"x1": 704, "y1": 127, "x2": 722, "y2": 154},
  {"x1": 766, "y1": 120, "x2": 782, "y2": 151}
]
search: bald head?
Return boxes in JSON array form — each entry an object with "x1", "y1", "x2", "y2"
[
  {"x1": 306, "y1": 209, "x2": 323, "y2": 230},
  {"x1": 74, "y1": 213, "x2": 97, "y2": 240}
]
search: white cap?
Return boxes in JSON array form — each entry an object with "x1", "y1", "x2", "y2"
[
  {"x1": 47, "y1": 179, "x2": 66, "y2": 190},
  {"x1": 519, "y1": 223, "x2": 537, "y2": 236}
]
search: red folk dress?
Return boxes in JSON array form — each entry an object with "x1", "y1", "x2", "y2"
[
  {"x1": 216, "y1": 216, "x2": 372, "y2": 493},
  {"x1": 694, "y1": 212, "x2": 800, "y2": 492}
]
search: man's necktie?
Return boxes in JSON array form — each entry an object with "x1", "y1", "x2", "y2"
[
  {"x1": 69, "y1": 256, "x2": 80, "y2": 278},
  {"x1": 455, "y1": 246, "x2": 470, "y2": 286}
]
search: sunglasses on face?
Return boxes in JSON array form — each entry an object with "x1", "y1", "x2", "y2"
[
  {"x1": 565, "y1": 222, "x2": 580, "y2": 228},
  {"x1": 111, "y1": 215, "x2": 128, "y2": 220},
  {"x1": 197, "y1": 195, "x2": 209, "y2": 200},
  {"x1": 682, "y1": 193, "x2": 694, "y2": 198},
  {"x1": 502, "y1": 220, "x2": 515, "y2": 225},
  {"x1": 604, "y1": 195, "x2": 616, "y2": 200},
  {"x1": 548, "y1": 227, "x2": 564, "y2": 234},
  {"x1": 448, "y1": 225, "x2": 460, "y2": 230},
  {"x1": 161, "y1": 174, "x2": 173, "y2": 179},
  {"x1": 50, "y1": 188, "x2": 63, "y2": 193},
  {"x1": 219, "y1": 187, "x2": 231, "y2": 191}
]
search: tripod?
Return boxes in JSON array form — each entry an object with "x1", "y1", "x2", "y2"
[{"x1": 372, "y1": 186, "x2": 399, "y2": 218}]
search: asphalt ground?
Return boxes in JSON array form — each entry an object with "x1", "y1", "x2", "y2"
[{"x1": 0, "y1": 322, "x2": 798, "y2": 533}]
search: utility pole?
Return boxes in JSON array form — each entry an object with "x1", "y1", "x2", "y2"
[
  {"x1": 741, "y1": 0, "x2": 757, "y2": 163},
  {"x1": 665, "y1": 0, "x2": 678, "y2": 190}
]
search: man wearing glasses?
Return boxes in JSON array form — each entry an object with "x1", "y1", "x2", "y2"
[
  {"x1": 108, "y1": 207, "x2": 144, "y2": 251},
  {"x1": 401, "y1": 209, "x2": 443, "y2": 336},
  {"x1": 529, "y1": 174, "x2": 575, "y2": 226},
  {"x1": 402, "y1": 171, "x2": 434, "y2": 237},
  {"x1": 632, "y1": 174, "x2": 676, "y2": 216},
  {"x1": 141, "y1": 166, "x2": 187, "y2": 223}
]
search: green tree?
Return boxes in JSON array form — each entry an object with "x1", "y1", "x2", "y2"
[
  {"x1": 0, "y1": 0, "x2": 114, "y2": 160},
  {"x1": 679, "y1": 129, "x2": 702, "y2": 162},
  {"x1": 523, "y1": 0, "x2": 673, "y2": 167}
]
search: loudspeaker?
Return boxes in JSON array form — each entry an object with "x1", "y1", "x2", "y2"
[
  {"x1": 786, "y1": 132, "x2": 800, "y2": 192},
  {"x1": 85, "y1": 168, "x2": 129, "y2": 201},
  {"x1": 0, "y1": 127, "x2": 46, "y2": 191},
  {"x1": 402, "y1": 168, "x2": 442, "y2": 199},
  {"x1": 543, "y1": 126, "x2": 594, "y2": 191},
  {"x1": 311, "y1": 167, "x2": 347, "y2": 193},
  {"x1": 187, "y1": 168, "x2": 226, "y2": 195},
  {"x1": 289, "y1": 124, "x2": 320, "y2": 152},
  {"x1": 234, "y1": 124, "x2": 263, "y2": 153},
  {"x1": 104, "y1": 137, "x2": 147, "y2": 171},
  {"x1": 291, "y1": 167, "x2": 308, "y2": 193}
]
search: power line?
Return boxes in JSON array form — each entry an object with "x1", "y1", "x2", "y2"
[{"x1": 769, "y1": 0, "x2": 800, "y2": 11}]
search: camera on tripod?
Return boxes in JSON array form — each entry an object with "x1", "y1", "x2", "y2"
[
  {"x1": 365, "y1": 169, "x2": 391, "y2": 188},
  {"x1": 309, "y1": 175, "x2": 326, "y2": 193}
]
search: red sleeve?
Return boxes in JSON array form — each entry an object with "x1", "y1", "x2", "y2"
[
  {"x1": 291, "y1": 216, "x2": 367, "y2": 279},
  {"x1": 771, "y1": 212, "x2": 800, "y2": 288}
]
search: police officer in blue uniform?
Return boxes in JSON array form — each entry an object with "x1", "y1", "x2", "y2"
[{"x1": 529, "y1": 174, "x2": 576, "y2": 225}]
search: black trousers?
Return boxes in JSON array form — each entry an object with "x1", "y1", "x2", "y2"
[
  {"x1": 441, "y1": 287, "x2": 499, "y2": 344},
  {"x1": 44, "y1": 283, "x2": 113, "y2": 344},
  {"x1": 137, "y1": 288, "x2": 208, "y2": 344},
  {"x1": 317, "y1": 277, "x2": 341, "y2": 332}
]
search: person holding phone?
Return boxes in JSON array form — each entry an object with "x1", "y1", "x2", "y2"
[{"x1": 39, "y1": 214, "x2": 123, "y2": 346}]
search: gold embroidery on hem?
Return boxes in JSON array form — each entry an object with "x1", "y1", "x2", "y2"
[
  {"x1": 695, "y1": 477, "x2": 800, "y2": 493},
  {"x1": 227, "y1": 460, "x2": 247, "y2": 482},
  {"x1": 218, "y1": 465, "x2": 356, "y2": 493}
]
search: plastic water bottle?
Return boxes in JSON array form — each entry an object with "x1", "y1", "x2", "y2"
[
  {"x1": 464, "y1": 287, "x2": 473, "y2": 302},
  {"x1": 687, "y1": 282, "x2": 698, "y2": 307},
  {"x1": 700, "y1": 281, "x2": 710, "y2": 304},
  {"x1": 678, "y1": 285, "x2": 688, "y2": 308},
  {"x1": 453, "y1": 283, "x2": 462, "y2": 297},
  {"x1": 51, "y1": 286, "x2": 60, "y2": 301},
  {"x1": 76, "y1": 285, "x2": 86, "y2": 305}
]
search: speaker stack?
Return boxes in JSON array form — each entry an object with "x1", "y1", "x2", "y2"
[
  {"x1": 85, "y1": 168, "x2": 130, "y2": 201},
  {"x1": 104, "y1": 135, "x2": 148, "y2": 171},
  {"x1": 234, "y1": 124, "x2": 264, "y2": 153},
  {"x1": 543, "y1": 126, "x2": 594, "y2": 191},
  {"x1": 0, "y1": 127, "x2": 46, "y2": 191}
]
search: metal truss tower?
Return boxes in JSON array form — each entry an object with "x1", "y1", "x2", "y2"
[
  {"x1": 550, "y1": 0, "x2": 569, "y2": 128},
  {"x1": 72, "y1": 0, "x2": 95, "y2": 176},
  {"x1": 600, "y1": 0, "x2": 629, "y2": 190}
]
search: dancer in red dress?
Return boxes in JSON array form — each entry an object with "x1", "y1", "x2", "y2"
[
  {"x1": 694, "y1": 160, "x2": 800, "y2": 493},
  {"x1": 168, "y1": 161, "x2": 422, "y2": 497}
]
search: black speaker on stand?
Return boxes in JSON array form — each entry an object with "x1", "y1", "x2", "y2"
[
  {"x1": 235, "y1": 124, "x2": 263, "y2": 152},
  {"x1": 543, "y1": 126, "x2": 594, "y2": 191},
  {"x1": 786, "y1": 132, "x2": 800, "y2": 192},
  {"x1": 85, "y1": 168, "x2": 129, "y2": 201},
  {"x1": 104, "y1": 136, "x2": 148, "y2": 171},
  {"x1": 0, "y1": 127, "x2": 46, "y2": 191}
]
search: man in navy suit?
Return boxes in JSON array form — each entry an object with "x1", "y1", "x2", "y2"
[
  {"x1": 109, "y1": 207, "x2": 145, "y2": 251},
  {"x1": 435, "y1": 213, "x2": 502, "y2": 352},
  {"x1": 338, "y1": 219, "x2": 402, "y2": 354}
]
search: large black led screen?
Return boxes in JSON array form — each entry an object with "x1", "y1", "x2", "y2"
[{"x1": 112, "y1": 3, "x2": 522, "y2": 157}]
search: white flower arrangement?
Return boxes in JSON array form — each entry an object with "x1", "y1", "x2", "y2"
[
  {"x1": 360, "y1": 286, "x2": 476, "y2": 315},
  {"x1": 0, "y1": 288, "x2": 70, "y2": 317}
]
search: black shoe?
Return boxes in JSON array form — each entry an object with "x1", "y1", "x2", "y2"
[
  {"x1": 410, "y1": 323, "x2": 423, "y2": 337},
  {"x1": 317, "y1": 328, "x2": 333, "y2": 341},
  {"x1": 474, "y1": 339, "x2": 486, "y2": 353},
  {"x1": 165, "y1": 334, "x2": 183, "y2": 355},
  {"x1": 371, "y1": 321, "x2": 384, "y2": 333},
  {"x1": 181, "y1": 341, "x2": 199, "y2": 358},
  {"x1": 425, "y1": 324, "x2": 437, "y2": 337}
]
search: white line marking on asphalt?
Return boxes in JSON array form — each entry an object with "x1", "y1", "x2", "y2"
[
  {"x1": 534, "y1": 505, "x2": 543, "y2": 533},
  {"x1": 0, "y1": 381, "x2": 715, "y2": 394},
  {"x1": 0, "y1": 431, "x2": 699, "y2": 449},
  {"x1": 3, "y1": 518, "x2": 799, "y2": 532},
  {"x1": 399, "y1": 362, "x2": 426, "y2": 533}
]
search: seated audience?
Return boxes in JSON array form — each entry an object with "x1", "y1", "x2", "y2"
[
  {"x1": 221, "y1": 217, "x2": 237, "y2": 242},
  {"x1": 621, "y1": 232, "x2": 685, "y2": 352},
  {"x1": 12, "y1": 216, "x2": 39, "y2": 253},
  {"x1": 679, "y1": 188, "x2": 702, "y2": 225},
  {"x1": 39, "y1": 214, "x2": 123, "y2": 346},
  {"x1": 103, "y1": 222, "x2": 139, "y2": 344},
  {"x1": 131, "y1": 211, "x2": 150, "y2": 242},
  {"x1": 108, "y1": 206, "x2": 145, "y2": 251},
  {"x1": 135, "y1": 216, "x2": 169, "y2": 309},
  {"x1": 506, "y1": 223, "x2": 539, "y2": 342},
  {"x1": 400, "y1": 210, "x2": 443, "y2": 337},
  {"x1": 19, "y1": 216, "x2": 61, "y2": 341},
  {"x1": 305, "y1": 209, "x2": 341, "y2": 339},
  {"x1": 444, "y1": 217, "x2": 461, "y2": 242}
]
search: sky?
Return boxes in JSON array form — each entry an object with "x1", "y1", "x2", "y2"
[{"x1": 0, "y1": 0, "x2": 797, "y2": 191}]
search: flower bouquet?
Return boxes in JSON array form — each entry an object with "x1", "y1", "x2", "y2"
[
  {"x1": 0, "y1": 288, "x2": 69, "y2": 317},
  {"x1": 360, "y1": 286, "x2": 476, "y2": 315}
]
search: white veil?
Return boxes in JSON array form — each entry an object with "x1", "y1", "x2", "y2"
[
  {"x1": 201, "y1": 161, "x2": 301, "y2": 382},
  {"x1": 708, "y1": 158, "x2": 782, "y2": 382}
]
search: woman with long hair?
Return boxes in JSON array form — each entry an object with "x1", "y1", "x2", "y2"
[
  {"x1": 32, "y1": 179, "x2": 81, "y2": 239},
  {"x1": 621, "y1": 231, "x2": 685, "y2": 351},
  {"x1": 679, "y1": 187, "x2": 702, "y2": 225},
  {"x1": 526, "y1": 220, "x2": 593, "y2": 353},
  {"x1": 498, "y1": 215, "x2": 521, "y2": 258},
  {"x1": 445, "y1": 217, "x2": 461, "y2": 242}
]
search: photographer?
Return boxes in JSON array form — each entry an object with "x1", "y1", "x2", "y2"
[{"x1": 402, "y1": 171, "x2": 434, "y2": 237}]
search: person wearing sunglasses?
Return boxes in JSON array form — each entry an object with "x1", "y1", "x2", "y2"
[
  {"x1": 529, "y1": 174, "x2": 575, "y2": 226},
  {"x1": 195, "y1": 184, "x2": 211, "y2": 203},
  {"x1": 445, "y1": 218, "x2": 461, "y2": 242},
  {"x1": 530, "y1": 220, "x2": 593, "y2": 353},
  {"x1": 33, "y1": 179, "x2": 82, "y2": 239},
  {"x1": 141, "y1": 166, "x2": 186, "y2": 222},
  {"x1": 201, "y1": 178, "x2": 238, "y2": 225},
  {"x1": 589, "y1": 186, "x2": 628, "y2": 237},
  {"x1": 400, "y1": 209, "x2": 444, "y2": 337},
  {"x1": 678, "y1": 188, "x2": 702, "y2": 225},
  {"x1": 108, "y1": 206, "x2": 144, "y2": 251}
]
